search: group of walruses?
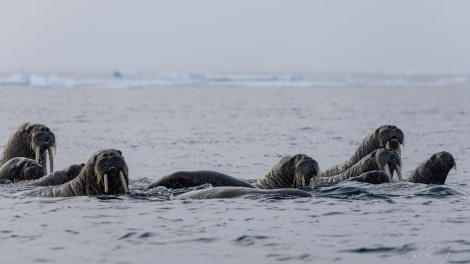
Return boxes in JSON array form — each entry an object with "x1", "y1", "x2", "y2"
[{"x1": 0, "y1": 123, "x2": 456, "y2": 199}]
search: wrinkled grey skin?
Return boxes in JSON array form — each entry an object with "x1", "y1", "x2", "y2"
[
  {"x1": 176, "y1": 186, "x2": 313, "y2": 200},
  {"x1": 322, "y1": 125, "x2": 404, "y2": 177},
  {"x1": 15, "y1": 149, "x2": 128, "y2": 197},
  {"x1": 320, "y1": 148, "x2": 401, "y2": 185},
  {"x1": 255, "y1": 154, "x2": 320, "y2": 189},
  {"x1": 407, "y1": 151, "x2": 456, "y2": 184},
  {"x1": 25, "y1": 163, "x2": 85, "y2": 186},
  {"x1": 142, "y1": 170, "x2": 255, "y2": 190},
  {"x1": 0, "y1": 157, "x2": 44, "y2": 183},
  {"x1": 0, "y1": 123, "x2": 56, "y2": 176},
  {"x1": 348, "y1": 152, "x2": 456, "y2": 185}
]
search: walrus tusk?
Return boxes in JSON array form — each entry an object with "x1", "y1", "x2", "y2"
[
  {"x1": 312, "y1": 170, "x2": 321, "y2": 186},
  {"x1": 386, "y1": 141, "x2": 390, "y2": 149},
  {"x1": 396, "y1": 144, "x2": 402, "y2": 156},
  {"x1": 103, "y1": 173, "x2": 109, "y2": 193},
  {"x1": 48, "y1": 147, "x2": 54, "y2": 173},
  {"x1": 453, "y1": 161, "x2": 457, "y2": 171},
  {"x1": 35, "y1": 147, "x2": 41, "y2": 164},
  {"x1": 383, "y1": 164, "x2": 392, "y2": 182},
  {"x1": 119, "y1": 171, "x2": 128, "y2": 193},
  {"x1": 396, "y1": 164, "x2": 403, "y2": 181}
]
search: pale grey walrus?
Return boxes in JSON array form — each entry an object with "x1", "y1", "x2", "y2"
[
  {"x1": 175, "y1": 186, "x2": 313, "y2": 200},
  {"x1": 319, "y1": 148, "x2": 402, "y2": 185},
  {"x1": 348, "y1": 151, "x2": 456, "y2": 185},
  {"x1": 142, "y1": 170, "x2": 255, "y2": 190},
  {"x1": 322, "y1": 125, "x2": 404, "y2": 177},
  {"x1": 24, "y1": 163, "x2": 85, "y2": 186},
  {"x1": 0, "y1": 123, "x2": 56, "y2": 175},
  {"x1": 254, "y1": 154, "x2": 320, "y2": 188},
  {"x1": 15, "y1": 149, "x2": 128, "y2": 197},
  {"x1": 0, "y1": 157, "x2": 44, "y2": 183}
]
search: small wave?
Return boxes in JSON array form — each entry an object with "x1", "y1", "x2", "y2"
[{"x1": 414, "y1": 185, "x2": 464, "y2": 198}]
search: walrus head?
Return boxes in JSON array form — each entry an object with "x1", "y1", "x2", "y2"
[
  {"x1": 374, "y1": 125, "x2": 405, "y2": 155},
  {"x1": 0, "y1": 157, "x2": 44, "y2": 182},
  {"x1": 411, "y1": 151, "x2": 456, "y2": 184},
  {"x1": 426, "y1": 151, "x2": 456, "y2": 174},
  {"x1": 92, "y1": 149, "x2": 129, "y2": 195},
  {"x1": 292, "y1": 154, "x2": 320, "y2": 187},
  {"x1": 373, "y1": 148, "x2": 402, "y2": 181},
  {"x1": 29, "y1": 124, "x2": 56, "y2": 174},
  {"x1": 0, "y1": 123, "x2": 56, "y2": 175}
]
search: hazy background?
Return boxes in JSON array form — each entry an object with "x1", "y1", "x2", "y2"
[{"x1": 1, "y1": 0, "x2": 469, "y2": 74}]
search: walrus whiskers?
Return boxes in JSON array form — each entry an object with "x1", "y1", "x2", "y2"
[
  {"x1": 103, "y1": 173, "x2": 109, "y2": 193},
  {"x1": 119, "y1": 171, "x2": 128, "y2": 193}
]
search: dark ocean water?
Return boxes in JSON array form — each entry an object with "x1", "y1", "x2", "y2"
[{"x1": 0, "y1": 77, "x2": 469, "y2": 263}]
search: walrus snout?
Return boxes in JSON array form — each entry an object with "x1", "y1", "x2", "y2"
[
  {"x1": 30, "y1": 125, "x2": 56, "y2": 175},
  {"x1": 294, "y1": 156, "x2": 320, "y2": 187},
  {"x1": 376, "y1": 149, "x2": 402, "y2": 181},
  {"x1": 377, "y1": 125, "x2": 405, "y2": 155},
  {"x1": 94, "y1": 149, "x2": 129, "y2": 194}
]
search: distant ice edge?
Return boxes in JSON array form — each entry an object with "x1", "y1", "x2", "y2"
[{"x1": 0, "y1": 71, "x2": 469, "y2": 89}]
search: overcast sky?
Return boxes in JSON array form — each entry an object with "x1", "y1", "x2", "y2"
[{"x1": 1, "y1": 0, "x2": 469, "y2": 74}]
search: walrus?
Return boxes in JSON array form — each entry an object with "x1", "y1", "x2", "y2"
[
  {"x1": 0, "y1": 157, "x2": 44, "y2": 183},
  {"x1": 175, "y1": 186, "x2": 313, "y2": 200},
  {"x1": 143, "y1": 154, "x2": 320, "y2": 191},
  {"x1": 0, "y1": 123, "x2": 56, "y2": 175},
  {"x1": 322, "y1": 125, "x2": 404, "y2": 177},
  {"x1": 407, "y1": 151, "x2": 456, "y2": 184},
  {"x1": 15, "y1": 149, "x2": 128, "y2": 197},
  {"x1": 347, "y1": 151, "x2": 456, "y2": 185},
  {"x1": 24, "y1": 163, "x2": 85, "y2": 186},
  {"x1": 254, "y1": 154, "x2": 320, "y2": 188},
  {"x1": 142, "y1": 170, "x2": 255, "y2": 190},
  {"x1": 319, "y1": 148, "x2": 402, "y2": 185}
]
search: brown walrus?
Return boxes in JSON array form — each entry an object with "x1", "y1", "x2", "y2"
[
  {"x1": 322, "y1": 125, "x2": 404, "y2": 178},
  {"x1": 15, "y1": 149, "x2": 128, "y2": 197},
  {"x1": 0, "y1": 157, "x2": 44, "y2": 183},
  {"x1": 320, "y1": 148, "x2": 402, "y2": 185},
  {"x1": 175, "y1": 186, "x2": 313, "y2": 200},
  {"x1": 254, "y1": 154, "x2": 320, "y2": 188},
  {"x1": 347, "y1": 151, "x2": 456, "y2": 185},
  {"x1": 0, "y1": 123, "x2": 56, "y2": 175},
  {"x1": 24, "y1": 163, "x2": 85, "y2": 186},
  {"x1": 407, "y1": 151, "x2": 456, "y2": 184}
]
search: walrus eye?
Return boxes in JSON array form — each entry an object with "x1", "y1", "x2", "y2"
[{"x1": 117, "y1": 150, "x2": 122, "y2": 156}]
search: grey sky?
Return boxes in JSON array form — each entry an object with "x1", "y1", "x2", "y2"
[{"x1": 1, "y1": 0, "x2": 469, "y2": 73}]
